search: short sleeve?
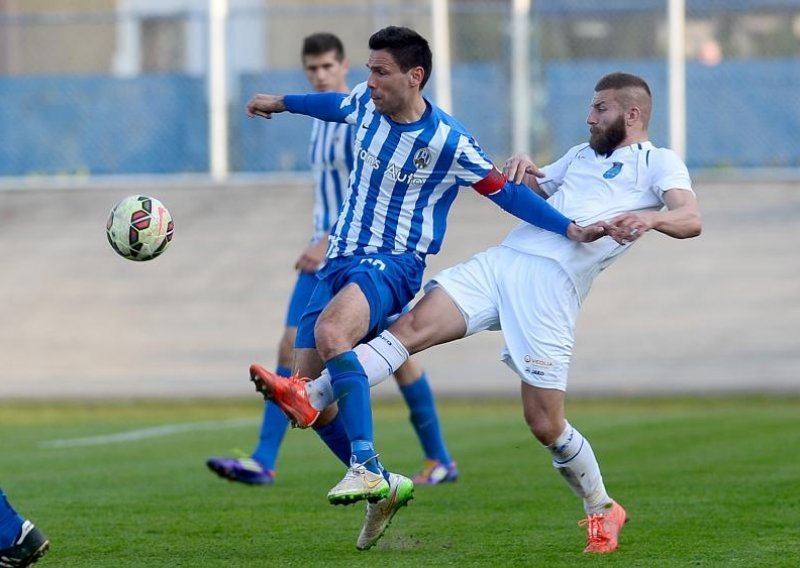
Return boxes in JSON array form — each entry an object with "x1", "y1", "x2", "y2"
[
  {"x1": 455, "y1": 135, "x2": 497, "y2": 187},
  {"x1": 648, "y1": 148, "x2": 693, "y2": 198}
]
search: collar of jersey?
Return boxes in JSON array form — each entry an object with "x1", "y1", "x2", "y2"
[
  {"x1": 599, "y1": 140, "x2": 653, "y2": 159},
  {"x1": 382, "y1": 99, "x2": 433, "y2": 131}
]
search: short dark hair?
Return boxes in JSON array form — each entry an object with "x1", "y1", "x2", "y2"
[
  {"x1": 302, "y1": 32, "x2": 345, "y2": 61},
  {"x1": 368, "y1": 26, "x2": 432, "y2": 90},
  {"x1": 594, "y1": 72, "x2": 651, "y2": 98},
  {"x1": 595, "y1": 72, "x2": 653, "y2": 127}
]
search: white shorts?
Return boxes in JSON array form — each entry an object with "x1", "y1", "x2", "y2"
[{"x1": 427, "y1": 246, "x2": 580, "y2": 391}]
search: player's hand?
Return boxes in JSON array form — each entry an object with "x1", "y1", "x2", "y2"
[
  {"x1": 295, "y1": 240, "x2": 327, "y2": 273},
  {"x1": 503, "y1": 153, "x2": 545, "y2": 184},
  {"x1": 566, "y1": 221, "x2": 608, "y2": 243},
  {"x1": 605, "y1": 212, "x2": 654, "y2": 244},
  {"x1": 246, "y1": 94, "x2": 286, "y2": 119}
]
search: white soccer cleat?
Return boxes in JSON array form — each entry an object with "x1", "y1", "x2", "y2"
[
  {"x1": 327, "y1": 461, "x2": 390, "y2": 505},
  {"x1": 356, "y1": 472, "x2": 414, "y2": 550}
]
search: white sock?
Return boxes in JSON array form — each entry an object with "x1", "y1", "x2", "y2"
[
  {"x1": 361, "y1": 331, "x2": 410, "y2": 387},
  {"x1": 304, "y1": 331, "x2": 410, "y2": 411},
  {"x1": 305, "y1": 372, "x2": 334, "y2": 412},
  {"x1": 547, "y1": 422, "x2": 612, "y2": 514}
]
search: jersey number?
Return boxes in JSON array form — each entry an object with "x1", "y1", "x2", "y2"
[{"x1": 359, "y1": 258, "x2": 386, "y2": 271}]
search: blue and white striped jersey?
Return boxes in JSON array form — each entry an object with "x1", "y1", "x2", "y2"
[
  {"x1": 325, "y1": 82, "x2": 501, "y2": 259},
  {"x1": 308, "y1": 119, "x2": 354, "y2": 244}
]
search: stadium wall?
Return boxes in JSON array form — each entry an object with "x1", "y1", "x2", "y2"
[{"x1": 0, "y1": 178, "x2": 796, "y2": 399}]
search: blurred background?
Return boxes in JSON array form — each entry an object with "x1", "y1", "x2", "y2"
[
  {"x1": 0, "y1": 0, "x2": 798, "y2": 399},
  {"x1": 2, "y1": 0, "x2": 800, "y2": 178}
]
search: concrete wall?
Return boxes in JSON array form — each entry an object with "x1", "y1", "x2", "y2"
[{"x1": 0, "y1": 178, "x2": 797, "y2": 399}]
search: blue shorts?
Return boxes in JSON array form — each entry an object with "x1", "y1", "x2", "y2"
[
  {"x1": 295, "y1": 252, "x2": 425, "y2": 349},
  {"x1": 284, "y1": 271, "x2": 320, "y2": 328}
]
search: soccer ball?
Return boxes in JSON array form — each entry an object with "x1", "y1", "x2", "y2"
[{"x1": 106, "y1": 195, "x2": 174, "y2": 261}]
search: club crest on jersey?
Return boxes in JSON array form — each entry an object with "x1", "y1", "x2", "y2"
[
  {"x1": 603, "y1": 162, "x2": 623, "y2": 179},
  {"x1": 413, "y1": 147, "x2": 432, "y2": 169}
]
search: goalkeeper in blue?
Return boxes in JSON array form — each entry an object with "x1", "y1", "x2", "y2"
[
  {"x1": 245, "y1": 26, "x2": 606, "y2": 550},
  {"x1": 207, "y1": 32, "x2": 457, "y2": 488},
  {"x1": 0, "y1": 488, "x2": 49, "y2": 567}
]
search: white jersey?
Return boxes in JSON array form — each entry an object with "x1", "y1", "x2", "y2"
[
  {"x1": 308, "y1": 119, "x2": 354, "y2": 244},
  {"x1": 327, "y1": 82, "x2": 499, "y2": 260},
  {"x1": 501, "y1": 141, "x2": 694, "y2": 300}
]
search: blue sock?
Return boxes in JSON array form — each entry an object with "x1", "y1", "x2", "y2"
[
  {"x1": 401, "y1": 373, "x2": 452, "y2": 465},
  {"x1": 327, "y1": 352, "x2": 380, "y2": 474},
  {"x1": 314, "y1": 414, "x2": 351, "y2": 466},
  {"x1": 0, "y1": 489, "x2": 24, "y2": 549},
  {"x1": 250, "y1": 366, "x2": 291, "y2": 470}
]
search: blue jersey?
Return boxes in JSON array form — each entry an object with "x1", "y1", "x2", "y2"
[
  {"x1": 330, "y1": 82, "x2": 500, "y2": 259},
  {"x1": 289, "y1": 82, "x2": 503, "y2": 260},
  {"x1": 284, "y1": 84, "x2": 574, "y2": 259},
  {"x1": 308, "y1": 119, "x2": 354, "y2": 244}
]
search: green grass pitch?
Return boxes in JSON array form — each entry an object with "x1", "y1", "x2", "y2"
[{"x1": 2, "y1": 396, "x2": 799, "y2": 567}]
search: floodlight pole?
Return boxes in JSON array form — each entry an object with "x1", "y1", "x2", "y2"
[
  {"x1": 667, "y1": 0, "x2": 686, "y2": 160},
  {"x1": 209, "y1": 0, "x2": 229, "y2": 181},
  {"x1": 431, "y1": 0, "x2": 453, "y2": 113},
  {"x1": 511, "y1": 0, "x2": 531, "y2": 155}
]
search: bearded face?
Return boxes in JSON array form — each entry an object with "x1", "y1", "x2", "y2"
[{"x1": 589, "y1": 114, "x2": 627, "y2": 155}]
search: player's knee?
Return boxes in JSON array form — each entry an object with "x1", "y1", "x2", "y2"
[
  {"x1": 314, "y1": 319, "x2": 347, "y2": 360},
  {"x1": 525, "y1": 413, "x2": 561, "y2": 445}
]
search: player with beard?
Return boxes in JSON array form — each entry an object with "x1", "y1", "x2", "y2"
[
  {"x1": 245, "y1": 26, "x2": 608, "y2": 551},
  {"x1": 260, "y1": 72, "x2": 702, "y2": 553}
]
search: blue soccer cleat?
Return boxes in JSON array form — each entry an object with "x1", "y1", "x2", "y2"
[
  {"x1": 206, "y1": 456, "x2": 275, "y2": 486},
  {"x1": 412, "y1": 459, "x2": 458, "y2": 485}
]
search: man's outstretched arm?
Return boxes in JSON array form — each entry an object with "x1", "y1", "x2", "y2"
[
  {"x1": 607, "y1": 189, "x2": 702, "y2": 243},
  {"x1": 473, "y1": 169, "x2": 606, "y2": 243},
  {"x1": 246, "y1": 92, "x2": 348, "y2": 122}
]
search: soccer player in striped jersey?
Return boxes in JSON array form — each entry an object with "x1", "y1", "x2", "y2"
[
  {"x1": 246, "y1": 26, "x2": 605, "y2": 548},
  {"x1": 207, "y1": 32, "x2": 457, "y2": 488},
  {"x1": 0, "y1": 488, "x2": 49, "y2": 567},
  {"x1": 285, "y1": 72, "x2": 702, "y2": 553}
]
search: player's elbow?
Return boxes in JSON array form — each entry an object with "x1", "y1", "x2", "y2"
[
  {"x1": 664, "y1": 209, "x2": 702, "y2": 239},
  {"x1": 680, "y1": 213, "x2": 703, "y2": 239}
]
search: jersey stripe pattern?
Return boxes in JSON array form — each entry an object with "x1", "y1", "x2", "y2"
[
  {"x1": 327, "y1": 82, "x2": 496, "y2": 260},
  {"x1": 308, "y1": 119, "x2": 354, "y2": 244}
]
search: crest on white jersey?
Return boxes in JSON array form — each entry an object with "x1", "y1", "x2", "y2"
[
  {"x1": 603, "y1": 162, "x2": 624, "y2": 179},
  {"x1": 413, "y1": 147, "x2": 432, "y2": 169}
]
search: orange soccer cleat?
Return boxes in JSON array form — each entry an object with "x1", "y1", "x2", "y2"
[
  {"x1": 579, "y1": 500, "x2": 628, "y2": 554},
  {"x1": 249, "y1": 364, "x2": 321, "y2": 428}
]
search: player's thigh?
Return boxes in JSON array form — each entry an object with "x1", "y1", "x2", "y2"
[
  {"x1": 496, "y1": 252, "x2": 579, "y2": 391},
  {"x1": 346, "y1": 253, "x2": 424, "y2": 335},
  {"x1": 425, "y1": 247, "x2": 503, "y2": 339},
  {"x1": 389, "y1": 287, "x2": 469, "y2": 354},
  {"x1": 315, "y1": 283, "x2": 372, "y2": 356}
]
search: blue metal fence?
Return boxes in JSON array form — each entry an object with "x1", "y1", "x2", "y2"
[
  {"x1": 0, "y1": 75, "x2": 207, "y2": 176},
  {"x1": 1, "y1": 60, "x2": 798, "y2": 176}
]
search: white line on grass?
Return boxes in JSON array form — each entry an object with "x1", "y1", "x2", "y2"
[{"x1": 39, "y1": 417, "x2": 260, "y2": 448}]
